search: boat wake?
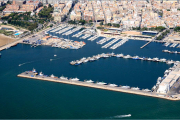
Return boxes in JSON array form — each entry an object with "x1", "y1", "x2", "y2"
[
  {"x1": 18, "y1": 61, "x2": 35, "y2": 66},
  {"x1": 19, "y1": 56, "x2": 70, "y2": 66},
  {"x1": 50, "y1": 58, "x2": 61, "y2": 61},
  {"x1": 109, "y1": 114, "x2": 131, "y2": 119}
]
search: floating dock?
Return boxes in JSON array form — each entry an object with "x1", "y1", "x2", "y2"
[{"x1": 17, "y1": 71, "x2": 180, "y2": 101}]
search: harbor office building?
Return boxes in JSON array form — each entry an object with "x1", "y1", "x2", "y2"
[
  {"x1": 142, "y1": 31, "x2": 158, "y2": 36},
  {"x1": 157, "y1": 68, "x2": 180, "y2": 94}
]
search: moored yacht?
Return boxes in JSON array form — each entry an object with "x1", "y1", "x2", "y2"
[
  {"x1": 153, "y1": 57, "x2": 159, "y2": 62},
  {"x1": 32, "y1": 68, "x2": 37, "y2": 73},
  {"x1": 166, "y1": 60, "x2": 174, "y2": 64},
  {"x1": 96, "y1": 82, "x2": 107, "y2": 85},
  {"x1": 160, "y1": 58, "x2": 166, "y2": 62},
  {"x1": 80, "y1": 57, "x2": 86, "y2": 61},
  {"x1": 123, "y1": 55, "x2": 131, "y2": 59},
  {"x1": 162, "y1": 50, "x2": 169, "y2": 52},
  {"x1": 85, "y1": 79, "x2": 94, "y2": 83},
  {"x1": 50, "y1": 74, "x2": 55, "y2": 78},
  {"x1": 108, "y1": 84, "x2": 118, "y2": 87},
  {"x1": 132, "y1": 56, "x2": 139, "y2": 60},
  {"x1": 70, "y1": 77, "x2": 79, "y2": 81},
  {"x1": 143, "y1": 89, "x2": 151, "y2": 92},
  {"x1": 60, "y1": 75, "x2": 68, "y2": 80},
  {"x1": 39, "y1": 72, "x2": 43, "y2": 76},
  {"x1": 120, "y1": 86, "x2": 130, "y2": 89},
  {"x1": 131, "y1": 87, "x2": 140, "y2": 90},
  {"x1": 83, "y1": 59, "x2": 89, "y2": 63},
  {"x1": 89, "y1": 57, "x2": 95, "y2": 61},
  {"x1": 147, "y1": 57, "x2": 152, "y2": 61},
  {"x1": 70, "y1": 61, "x2": 76, "y2": 65}
]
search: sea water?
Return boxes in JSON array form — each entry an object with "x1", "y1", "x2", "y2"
[{"x1": 0, "y1": 29, "x2": 180, "y2": 119}]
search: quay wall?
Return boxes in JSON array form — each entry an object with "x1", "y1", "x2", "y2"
[{"x1": 17, "y1": 73, "x2": 179, "y2": 101}]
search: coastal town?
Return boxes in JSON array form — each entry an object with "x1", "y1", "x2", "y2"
[
  {"x1": 1, "y1": 0, "x2": 180, "y2": 103},
  {"x1": 3, "y1": 0, "x2": 180, "y2": 119}
]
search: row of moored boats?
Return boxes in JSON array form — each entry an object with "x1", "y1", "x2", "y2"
[
  {"x1": 162, "y1": 49, "x2": 180, "y2": 54},
  {"x1": 70, "y1": 53, "x2": 175, "y2": 65},
  {"x1": 27, "y1": 69, "x2": 152, "y2": 91}
]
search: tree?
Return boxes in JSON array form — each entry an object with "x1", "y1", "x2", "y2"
[
  {"x1": 112, "y1": 23, "x2": 120, "y2": 28},
  {"x1": 100, "y1": 21, "x2": 103, "y2": 26},
  {"x1": 89, "y1": 20, "x2": 92, "y2": 23},
  {"x1": 50, "y1": 24, "x2": 53, "y2": 27},
  {"x1": 174, "y1": 27, "x2": 180, "y2": 32},
  {"x1": 107, "y1": 23, "x2": 111, "y2": 26}
]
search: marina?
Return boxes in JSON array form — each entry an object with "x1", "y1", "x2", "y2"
[
  {"x1": 22, "y1": 36, "x2": 86, "y2": 49},
  {"x1": 17, "y1": 69, "x2": 180, "y2": 101},
  {"x1": 2, "y1": 24, "x2": 180, "y2": 119},
  {"x1": 2, "y1": 36, "x2": 180, "y2": 119}
]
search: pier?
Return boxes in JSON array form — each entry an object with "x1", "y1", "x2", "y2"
[
  {"x1": 17, "y1": 71, "x2": 180, "y2": 101},
  {"x1": 140, "y1": 40, "x2": 152, "y2": 49},
  {"x1": 70, "y1": 53, "x2": 175, "y2": 66},
  {"x1": 162, "y1": 50, "x2": 180, "y2": 54}
]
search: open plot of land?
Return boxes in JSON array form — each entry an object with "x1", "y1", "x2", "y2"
[{"x1": 0, "y1": 34, "x2": 15, "y2": 46}]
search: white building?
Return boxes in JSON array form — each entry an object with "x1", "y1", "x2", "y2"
[{"x1": 157, "y1": 69, "x2": 180, "y2": 94}]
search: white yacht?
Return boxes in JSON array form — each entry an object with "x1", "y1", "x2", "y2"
[
  {"x1": 132, "y1": 56, "x2": 139, "y2": 60},
  {"x1": 160, "y1": 58, "x2": 166, "y2": 62},
  {"x1": 70, "y1": 77, "x2": 79, "y2": 81},
  {"x1": 116, "y1": 54, "x2": 123, "y2": 58},
  {"x1": 85, "y1": 79, "x2": 94, "y2": 83},
  {"x1": 60, "y1": 76, "x2": 68, "y2": 80},
  {"x1": 153, "y1": 57, "x2": 159, "y2": 62},
  {"x1": 89, "y1": 57, "x2": 95, "y2": 61},
  {"x1": 131, "y1": 87, "x2": 140, "y2": 90},
  {"x1": 70, "y1": 61, "x2": 76, "y2": 65},
  {"x1": 162, "y1": 50, "x2": 169, "y2": 52},
  {"x1": 50, "y1": 74, "x2": 55, "y2": 78},
  {"x1": 108, "y1": 84, "x2": 118, "y2": 87},
  {"x1": 143, "y1": 89, "x2": 151, "y2": 92},
  {"x1": 123, "y1": 55, "x2": 131, "y2": 59},
  {"x1": 32, "y1": 68, "x2": 37, "y2": 73},
  {"x1": 96, "y1": 82, "x2": 107, "y2": 85},
  {"x1": 147, "y1": 58, "x2": 152, "y2": 61},
  {"x1": 166, "y1": 60, "x2": 174, "y2": 64},
  {"x1": 83, "y1": 59, "x2": 89, "y2": 63},
  {"x1": 80, "y1": 57, "x2": 86, "y2": 61},
  {"x1": 39, "y1": 72, "x2": 43, "y2": 76},
  {"x1": 121, "y1": 86, "x2": 130, "y2": 89}
]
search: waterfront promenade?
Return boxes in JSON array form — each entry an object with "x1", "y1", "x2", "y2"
[{"x1": 17, "y1": 71, "x2": 180, "y2": 101}]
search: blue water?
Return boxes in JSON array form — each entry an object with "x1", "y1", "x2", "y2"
[{"x1": 1, "y1": 29, "x2": 180, "y2": 119}]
